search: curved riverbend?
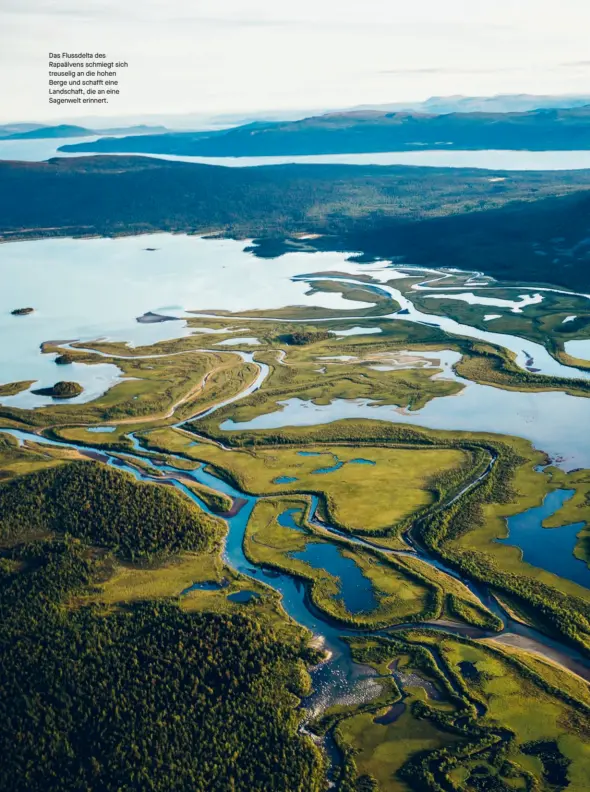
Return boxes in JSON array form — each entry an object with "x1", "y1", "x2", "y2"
[{"x1": 3, "y1": 423, "x2": 590, "y2": 706}]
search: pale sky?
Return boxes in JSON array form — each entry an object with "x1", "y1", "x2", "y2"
[{"x1": 1, "y1": 0, "x2": 589, "y2": 124}]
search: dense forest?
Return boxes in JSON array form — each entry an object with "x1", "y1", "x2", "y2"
[
  {"x1": 0, "y1": 540, "x2": 325, "y2": 791},
  {"x1": 60, "y1": 105, "x2": 590, "y2": 156},
  {"x1": 0, "y1": 455, "x2": 326, "y2": 791},
  {"x1": 2, "y1": 157, "x2": 590, "y2": 291},
  {"x1": 0, "y1": 461, "x2": 224, "y2": 560}
]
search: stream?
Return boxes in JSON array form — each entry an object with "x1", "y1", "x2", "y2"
[
  {"x1": 2, "y1": 241, "x2": 590, "y2": 775},
  {"x1": 2, "y1": 351, "x2": 590, "y2": 710}
]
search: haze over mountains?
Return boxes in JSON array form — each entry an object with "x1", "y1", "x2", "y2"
[
  {"x1": 59, "y1": 105, "x2": 590, "y2": 158},
  {"x1": 354, "y1": 93, "x2": 590, "y2": 115},
  {"x1": 0, "y1": 123, "x2": 168, "y2": 140},
  {"x1": 6, "y1": 93, "x2": 590, "y2": 141}
]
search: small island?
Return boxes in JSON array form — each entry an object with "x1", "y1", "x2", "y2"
[
  {"x1": 11, "y1": 307, "x2": 34, "y2": 316},
  {"x1": 32, "y1": 380, "x2": 83, "y2": 399},
  {"x1": 55, "y1": 353, "x2": 74, "y2": 365},
  {"x1": 136, "y1": 311, "x2": 179, "y2": 324},
  {"x1": 279, "y1": 330, "x2": 331, "y2": 345}
]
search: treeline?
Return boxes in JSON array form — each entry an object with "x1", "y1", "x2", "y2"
[
  {"x1": 0, "y1": 536, "x2": 326, "y2": 791},
  {"x1": 0, "y1": 460, "x2": 224, "y2": 561}
]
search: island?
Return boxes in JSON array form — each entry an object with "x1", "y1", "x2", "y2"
[
  {"x1": 55, "y1": 353, "x2": 74, "y2": 365},
  {"x1": 136, "y1": 310, "x2": 180, "y2": 324},
  {"x1": 31, "y1": 380, "x2": 83, "y2": 399}
]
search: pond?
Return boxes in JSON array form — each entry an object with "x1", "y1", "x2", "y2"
[
  {"x1": 291, "y1": 542, "x2": 378, "y2": 614},
  {"x1": 227, "y1": 590, "x2": 260, "y2": 604},
  {"x1": 497, "y1": 489, "x2": 590, "y2": 588},
  {"x1": 216, "y1": 337, "x2": 261, "y2": 346},
  {"x1": 86, "y1": 426, "x2": 117, "y2": 433},
  {"x1": 277, "y1": 508, "x2": 308, "y2": 532},
  {"x1": 180, "y1": 579, "x2": 229, "y2": 595}
]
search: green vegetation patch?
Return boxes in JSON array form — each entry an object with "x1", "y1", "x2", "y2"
[
  {"x1": 245, "y1": 497, "x2": 435, "y2": 628},
  {"x1": 146, "y1": 427, "x2": 471, "y2": 536},
  {"x1": 0, "y1": 460, "x2": 225, "y2": 561},
  {"x1": 335, "y1": 631, "x2": 590, "y2": 792},
  {"x1": 0, "y1": 380, "x2": 35, "y2": 397},
  {"x1": 0, "y1": 540, "x2": 325, "y2": 792}
]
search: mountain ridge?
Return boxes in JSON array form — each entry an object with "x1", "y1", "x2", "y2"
[{"x1": 58, "y1": 105, "x2": 590, "y2": 157}]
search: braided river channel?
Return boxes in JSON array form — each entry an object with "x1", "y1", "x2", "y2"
[{"x1": 2, "y1": 234, "x2": 590, "y2": 736}]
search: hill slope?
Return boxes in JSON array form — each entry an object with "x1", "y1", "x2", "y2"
[
  {"x1": 1, "y1": 156, "x2": 589, "y2": 291},
  {"x1": 60, "y1": 106, "x2": 590, "y2": 156}
]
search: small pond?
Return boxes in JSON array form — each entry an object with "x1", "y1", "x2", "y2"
[
  {"x1": 291, "y1": 542, "x2": 377, "y2": 614},
  {"x1": 87, "y1": 426, "x2": 117, "y2": 433},
  {"x1": 497, "y1": 489, "x2": 590, "y2": 589},
  {"x1": 227, "y1": 590, "x2": 260, "y2": 604},
  {"x1": 180, "y1": 579, "x2": 229, "y2": 595},
  {"x1": 277, "y1": 508, "x2": 307, "y2": 532}
]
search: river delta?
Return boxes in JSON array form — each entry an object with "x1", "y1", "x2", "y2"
[{"x1": 2, "y1": 232, "x2": 590, "y2": 791}]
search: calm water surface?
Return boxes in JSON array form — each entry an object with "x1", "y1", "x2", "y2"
[
  {"x1": 291, "y1": 542, "x2": 378, "y2": 614},
  {"x1": 5, "y1": 137, "x2": 590, "y2": 171},
  {"x1": 497, "y1": 490, "x2": 590, "y2": 588},
  {"x1": 0, "y1": 236, "x2": 372, "y2": 407}
]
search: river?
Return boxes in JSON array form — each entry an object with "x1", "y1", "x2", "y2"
[{"x1": 1, "y1": 234, "x2": 590, "y2": 718}]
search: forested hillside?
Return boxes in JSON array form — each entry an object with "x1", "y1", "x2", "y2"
[
  {"x1": 0, "y1": 546, "x2": 324, "y2": 791},
  {"x1": 1, "y1": 156, "x2": 590, "y2": 290},
  {"x1": 0, "y1": 456, "x2": 325, "y2": 791},
  {"x1": 0, "y1": 461, "x2": 224, "y2": 560}
]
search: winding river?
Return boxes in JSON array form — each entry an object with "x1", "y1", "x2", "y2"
[
  {"x1": 2, "y1": 235, "x2": 590, "y2": 720},
  {"x1": 2, "y1": 337, "x2": 590, "y2": 711}
]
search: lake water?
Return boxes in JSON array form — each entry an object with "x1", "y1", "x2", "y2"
[
  {"x1": 497, "y1": 490, "x2": 590, "y2": 588},
  {"x1": 0, "y1": 235, "x2": 374, "y2": 407},
  {"x1": 291, "y1": 542, "x2": 378, "y2": 614},
  {"x1": 4, "y1": 137, "x2": 590, "y2": 171},
  {"x1": 2, "y1": 235, "x2": 590, "y2": 474},
  {"x1": 0, "y1": 136, "x2": 107, "y2": 162},
  {"x1": 113, "y1": 149, "x2": 590, "y2": 171},
  {"x1": 565, "y1": 339, "x2": 590, "y2": 362},
  {"x1": 221, "y1": 386, "x2": 590, "y2": 472}
]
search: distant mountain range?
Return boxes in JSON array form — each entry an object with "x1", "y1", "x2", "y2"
[
  {"x1": 353, "y1": 93, "x2": 590, "y2": 115},
  {"x1": 0, "y1": 124, "x2": 169, "y2": 140},
  {"x1": 59, "y1": 105, "x2": 590, "y2": 157}
]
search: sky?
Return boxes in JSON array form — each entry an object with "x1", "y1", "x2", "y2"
[{"x1": 1, "y1": 0, "x2": 590, "y2": 125}]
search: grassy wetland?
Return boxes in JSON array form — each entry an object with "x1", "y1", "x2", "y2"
[{"x1": 2, "y1": 241, "x2": 590, "y2": 792}]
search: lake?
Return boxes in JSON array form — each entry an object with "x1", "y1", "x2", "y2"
[
  {"x1": 0, "y1": 235, "x2": 373, "y2": 407},
  {"x1": 291, "y1": 542, "x2": 378, "y2": 614},
  {"x1": 4, "y1": 137, "x2": 590, "y2": 171},
  {"x1": 2, "y1": 234, "x2": 590, "y2": 474}
]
